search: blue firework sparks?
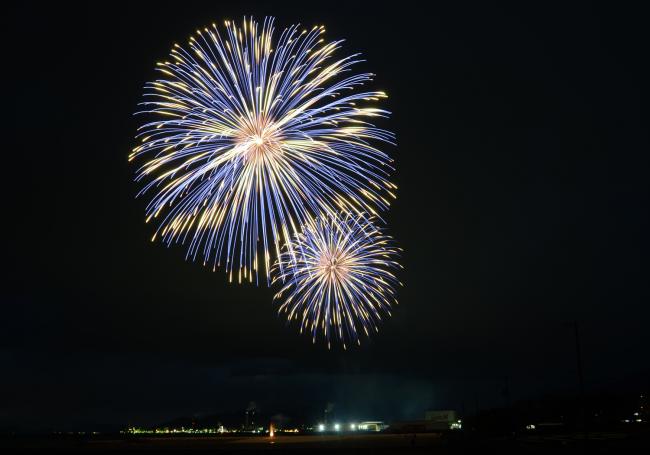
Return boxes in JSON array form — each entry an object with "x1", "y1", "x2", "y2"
[
  {"x1": 272, "y1": 213, "x2": 401, "y2": 348},
  {"x1": 130, "y1": 17, "x2": 396, "y2": 283}
]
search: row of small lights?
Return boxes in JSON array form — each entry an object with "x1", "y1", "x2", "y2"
[{"x1": 317, "y1": 423, "x2": 360, "y2": 432}]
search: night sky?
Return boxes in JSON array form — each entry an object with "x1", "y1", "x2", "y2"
[{"x1": 4, "y1": 1, "x2": 649, "y2": 431}]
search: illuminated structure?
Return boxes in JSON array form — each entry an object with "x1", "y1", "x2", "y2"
[
  {"x1": 357, "y1": 421, "x2": 387, "y2": 432},
  {"x1": 387, "y1": 411, "x2": 462, "y2": 433},
  {"x1": 424, "y1": 410, "x2": 458, "y2": 429},
  {"x1": 244, "y1": 405, "x2": 257, "y2": 431},
  {"x1": 131, "y1": 17, "x2": 396, "y2": 283}
]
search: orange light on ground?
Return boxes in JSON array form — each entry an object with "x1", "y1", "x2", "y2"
[{"x1": 269, "y1": 423, "x2": 274, "y2": 438}]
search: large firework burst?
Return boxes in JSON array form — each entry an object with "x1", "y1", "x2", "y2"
[
  {"x1": 272, "y1": 213, "x2": 401, "y2": 348},
  {"x1": 130, "y1": 17, "x2": 396, "y2": 283}
]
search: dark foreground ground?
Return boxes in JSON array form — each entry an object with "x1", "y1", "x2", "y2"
[{"x1": 2, "y1": 431, "x2": 650, "y2": 454}]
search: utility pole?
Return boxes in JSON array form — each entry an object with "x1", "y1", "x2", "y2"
[
  {"x1": 572, "y1": 321, "x2": 585, "y2": 403},
  {"x1": 503, "y1": 376, "x2": 514, "y2": 437},
  {"x1": 568, "y1": 320, "x2": 586, "y2": 433}
]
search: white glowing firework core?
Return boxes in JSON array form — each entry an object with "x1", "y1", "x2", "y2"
[
  {"x1": 238, "y1": 123, "x2": 283, "y2": 164},
  {"x1": 318, "y1": 249, "x2": 352, "y2": 284}
]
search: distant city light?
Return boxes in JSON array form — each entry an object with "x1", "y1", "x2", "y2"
[
  {"x1": 123, "y1": 427, "x2": 221, "y2": 435},
  {"x1": 349, "y1": 423, "x2": 356, "y2": 430},
  {"x1": 318, "y1": 424, "x2": 325, "y2": 432},
  {"x1": 334, "y1": 423, "x2": 341, "y2": 431}
]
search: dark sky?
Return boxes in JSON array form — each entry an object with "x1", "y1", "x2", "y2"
[{"x1": 3, "y1": 1, "x2": 649, "y2": 431}]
